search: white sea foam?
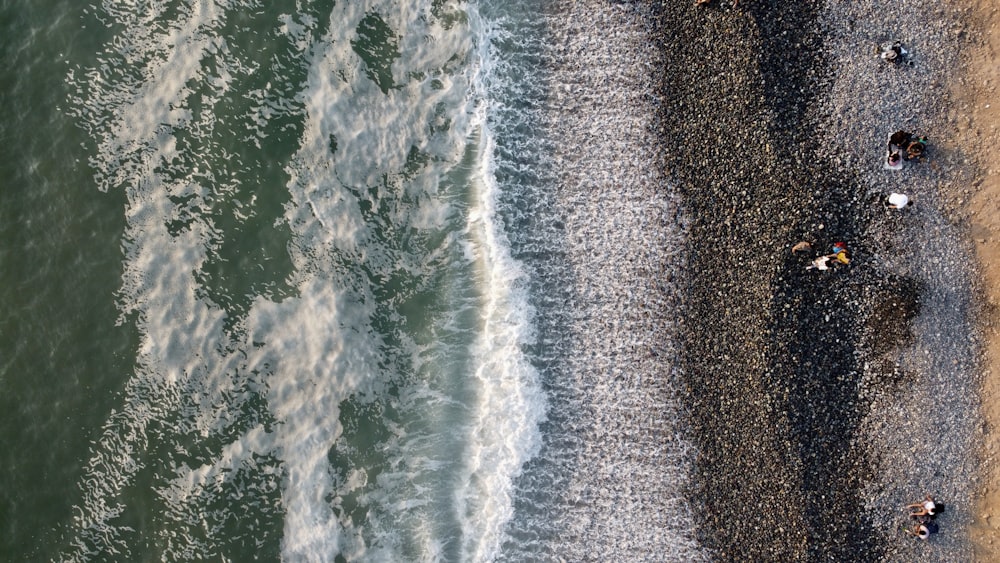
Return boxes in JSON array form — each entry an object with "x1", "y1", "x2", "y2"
[
  {"x1": 454, "y1": 109, "x2": 546, "y2": 561},
  {"x1": 474, "y1": 0, "x2": 708, "y2": 560},
  {"x1": 63, "y1": 0, "x2": 702, "y2": 559},
  {"x1": 64, "y1": 0, "x2": 547, "y2": 561},
  {"x1": 279, "y1": 2, "x2": 545, "y2": 559}
]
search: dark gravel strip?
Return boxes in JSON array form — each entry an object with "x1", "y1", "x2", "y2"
[{"x1": 646, "y1": 1, "x2": 944, "y2": 559}]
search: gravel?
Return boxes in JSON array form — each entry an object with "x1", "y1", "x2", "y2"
[{"x1": 647, "y1": 0, "x2": 982, "y2": 560}]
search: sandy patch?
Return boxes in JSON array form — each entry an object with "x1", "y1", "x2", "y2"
[{"x1": 957, "y1": 1, "x2": 1000, "y2": 560}]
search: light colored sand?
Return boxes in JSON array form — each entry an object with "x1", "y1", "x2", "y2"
[{"x1": 957, "y1": 1, "x2": 1000, "y2": 560}]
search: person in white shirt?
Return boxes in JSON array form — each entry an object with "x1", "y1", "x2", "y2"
[
  {"x1": 906, "y1": 494, "x2": 938, "y2": 517},
  {"x1": 887, "y1": 192, "x2": 912, "y2": 209}
]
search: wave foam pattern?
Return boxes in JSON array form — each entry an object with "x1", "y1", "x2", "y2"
[
  {"x1": 478, "y1": 1, "x2": 708, "y2": 560},
  {"x1": 63, "y1": 0, "x2": 543, "y2": 560}
]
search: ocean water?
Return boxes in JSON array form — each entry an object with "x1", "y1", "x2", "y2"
[{"x1": 0, "y1": 0, "x2": 701, "y2": 561}]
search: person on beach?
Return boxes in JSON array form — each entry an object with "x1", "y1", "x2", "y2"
[
  {"x1": 791, "y1": 241, "x2": 812, "y2": 254},
  {"x1": 887, "y1": 192, "x2": 912, "y2": 209},
  {"x1": 831, "y1": 242, "x2": 850, "y2": 265},
  {"x1": 889, "y1": 130, "x2": 912, "y2": 149},
  {"x1": 807, "y1": 255, "x2": 833, "y2": 271},
  {"x1": 887, "y1": 151, "x2": 902, "y2": 169},
  {"x1": 907, "y1": 494, "x2": 939, "y2": 517},
  {"x1": 804, "y1": 242, "x2": 850, "y2": 271},
  {"x1": 887, "y1": 131, "x2": 928, "y2": 161},
  {"x1": 906, "y1": 136, "x2": 928, "y2": 162},
  {"x1": 806, "y1": 252, "x2": 848, "y2": 270},
  {"x1": 879, "y1": 41, "x2": 909, "y2": 65},
  {"x1": 886, "y1": 131, "x2": 928, "y2": 168},
  {"x1": 909, "y1": 520, "x2": 939, "y2": 540},
  {"x1": 886, "y1": 131, "x2": 910, "y2": 169}
]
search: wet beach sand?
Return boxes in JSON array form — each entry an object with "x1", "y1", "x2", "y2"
[{"x1": 649, "y1": 0, "x2": 993, "y2": 559}]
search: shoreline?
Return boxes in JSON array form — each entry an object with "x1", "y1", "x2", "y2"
[
  {"x1": 493, "y1": 1, "x2": 709, "y2": 559},
  {"x1": 958, "y1": 0, "x2": 1000, "y2": 558}
]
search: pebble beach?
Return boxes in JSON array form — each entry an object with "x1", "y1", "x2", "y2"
[
  {"x1": 532, "y1": 0, "x2": 993, "y2": 561},
  {"x1": 645, "y1": 0, "x2": 995, "y2": 559}
]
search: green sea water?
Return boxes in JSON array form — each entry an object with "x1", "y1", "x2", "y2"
[
  {"x1": 1, "y1": 1, "x2": 136, "y2": 559},
  {"x1": 1, "y1": 0, "x2": 704, "y2": 561},
  {"x1": 1, "y1": 0, "x2": 565, "y2": 558}
]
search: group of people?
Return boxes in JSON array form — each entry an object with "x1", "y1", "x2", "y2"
[
  {"x1": 786, "y1": 38, "x2": 943, "y2": 545},
  {"x1": 880, "y1": 40, "x2": 946, "y2": 546},
  {"x1": 879, "y1": 42, "x2": 930, "y2": 169},
  {"x1": 799, "y1": 47, "x2": 928, "y2": 267},
  {"x1": 790, "y1": 46, "x2": 928, "y2": 270},
  {"x1": 794, "y1": 241, "x2": 851, "y2": 271},
  {"x1": 886, "y1": 129, "x2": 929, "y2": 169},
  {"x1": 905, "y1": 495, "x2": 942, "y2": 540}
]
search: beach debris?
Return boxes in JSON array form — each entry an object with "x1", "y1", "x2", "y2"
[
  {"x1": 791, "y1": 241, "x2": 812, "y2": 253},
  {"x1": 887, "y1": 192, "x2": 912, "y2": 209}
]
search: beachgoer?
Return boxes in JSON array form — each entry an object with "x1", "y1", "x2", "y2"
[
  {"x1": 889, "y1": 130, "x2": 912, "y2": 149},
  {"x1": 792, "y1": 241, "x2": 812, "y2": 253},
  {"x1": 908, "y1": 519, "x2": 938, "y2": 540},
  {"x1": 887, "y1": 192, "x2": 912, "y2": 209},
  {"x1": 831, "y1": 242, "x2": 850, "y2": 264},
  {"x1": 907, "y1": 495, "x2": 938, "y2": 517},
  {"x1": 807, "y1": 255, "x2": 833, "y2": 271},
  {"x1": 887, "y1": 151, "x2": 902, "y2": 167},
  {"x1": 906, "y1": 136, "x2": 928, "y2": 161},
  {"x1": 879, "y1": 41, "x2": 907, "y2": 64},
  {"x1": 880, "y1": 43, "x2": 900, "y2": 63}
]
